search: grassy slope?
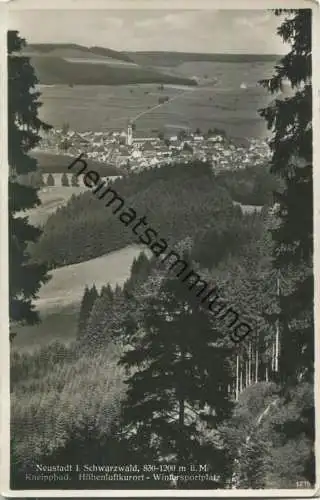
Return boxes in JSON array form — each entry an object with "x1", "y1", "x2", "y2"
[
  {"x1": 13, "y1": 304, "x2": 79, "y2": 351},
  {"x1": 25, "y1": 42, "x2": 134, "y2": 63},
  {"x1": 36, "y1": 245, "x2": 143, "y2": 310},
  {"x1": 31, "y1": 151, "x2": 124, "y2": 175},
  {"x1": 15, "y1": 245, "x2": 144, "y2": 351},
  {"x1": 19, "y1": 187, "x2": 87, "y2": 226},
  {"x1": 30, "y1": 55, "x2": 197, "y2": 86},
  {"x1": 23, "y1": 45, "x2": 279, "y2": 85}
]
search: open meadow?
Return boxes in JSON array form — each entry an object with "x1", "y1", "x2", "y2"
[
  {"x1": 18, "y1": 186, "x2": 87, "y2": 226},
  {"x1": 15, "y1": 245, "x2": 144, "y2": 351},
  {"x1": 37, "y1": 60, "x2": 276, "y2": 139}
]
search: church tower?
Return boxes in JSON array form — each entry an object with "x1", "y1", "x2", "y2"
[{"x1": 127, "y1": 122, "x2": 133, "y2": 146}]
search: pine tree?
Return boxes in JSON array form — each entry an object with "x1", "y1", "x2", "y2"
[
  {"x1": 61, "y1": 172, "x2": 69, "y2": 186},
  {"x1": 39, "y1": 172, "x2": 44, "y2": 188},
  {"x1": 28, "y1": 170, "x2": 44, "y2": 188},
  {"x1": 85, "y1": 284, "x2": 114, "y2": 347},
  {"x1": 47, "y1": 173, "x2": 55, "y2": 186},
  {"x1": 85, "y1": 283, "x2": 141, "y2": 349},
  {"x1": 60, "y1": 124, "x2": 71, "y2": 152},
  {"x1": 8, "y1": 31, "x2": 51, "y2": 325},
  {"x1": 119, "y1": 269, "x2": 233, "y2": 484},
  {"x1": 259, "y1": 9, "x2": 314, "y2": 482},
  {"x1": 100, "y1": 283, "x2": 114, "y2": 299},
  {"x1": 125, "y1": 252, "x2": 151, "y2": 292},
  {"x1": 77, "y1": 285, "x2": 98, "y2": 338},
  {"x1": 71, "y1": 173, "x2": 79, "y2": 187}
]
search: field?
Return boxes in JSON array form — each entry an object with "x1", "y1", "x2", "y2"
[
  {"x1": 37, "y1": 61, "x2": 276, "y2": 140},
  {"x1": 24, "y1": 42, "x2": 135, "y2": 63},
  {"x1": 14, "y1": 245, "x2": 144, "y2": 351},
  {"x1": 30, "y1": 55, "x2": 196, "y2": 86},
  {"x1": 64, "y1": 57, "x2": 138, "y2": 67},
  {"x1": 31, "y1": 151, "x2": 124, "y2": 175},
  {"x1": 18, "y1": 186, "x2": 87, "y2": 226}
]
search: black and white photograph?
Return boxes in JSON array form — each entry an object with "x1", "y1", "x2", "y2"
[{"x1": 2, "y1": 1, "x2": 317, "y2": 495}]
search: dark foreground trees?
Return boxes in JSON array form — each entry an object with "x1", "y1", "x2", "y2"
[
  {"x1": 8, "y1": 31, "x2": 51, "y2": 325},
  {"x1": 259, "y1": 9, "x2": 314, "y2": 483},
  {"x1": 118, "y1": 269, "x2": 233, "y2": 486}
]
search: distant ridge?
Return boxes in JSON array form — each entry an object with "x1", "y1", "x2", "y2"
[
  {"x1": 125, "y1": 51, "x2": 281, "y2": 67},
  {"x1": 24, "y1": 43, "x2": 135, "y2": 64},
  {"x1": 27, "y1": 55, "x2": 197, "y2": 86},
  {"x1": 20, "y1": 43, "x2": 279, "y2": 85},
  {"x1": 89, "y1": 45, "x2": 134, "y2": 63},
  {"x1": 23, "y1": 44, "x2": 280, "y2": 66}
]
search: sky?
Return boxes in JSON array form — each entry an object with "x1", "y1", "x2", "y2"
[{"x1": 8, "y1": 9, "x2": 287, "y2": 54}]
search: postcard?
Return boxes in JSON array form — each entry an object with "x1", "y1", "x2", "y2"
[{"x1": 1, "y1": 0, "x2": 318, "y2": 496}]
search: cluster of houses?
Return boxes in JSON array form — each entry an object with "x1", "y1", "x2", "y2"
[{"x1": 37, "y1": 126, "x2": 271, "y2": 175}]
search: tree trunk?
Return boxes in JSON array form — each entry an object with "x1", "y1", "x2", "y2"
[
  {"x1": 275, "y1": 272, "x2": 280, "y2": 372},
  {"x1": 177, "y1": 347, "x2": 185, "y2": 464},
  {"x1": 275, "y1": 319, "x2": 279, "y2": 372},
  {"x1": 236, "y1": 353, "x2": 239, "y2": 401},
  {"x1": 179, "y1": 398, "x2": 185, "y2": 430},
  {"x1": 271, "y1": 338, "x2": 275, "y2": 371},
  {"x1": 248, "y1": 342, "x2": 252, "y2": 386}
]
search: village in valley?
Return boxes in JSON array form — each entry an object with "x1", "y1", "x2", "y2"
[{"x1": 35, "y1": 121, "x2": 271, "y2": 185}]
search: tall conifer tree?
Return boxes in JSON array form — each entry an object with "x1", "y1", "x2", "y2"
[
  {"x1": 47, "y1": 173, "x2": 55, "y2": 186},
  {"x1": 78, "y1": 285, "x2": 98, "y2": 338},
  {"x1": 259, "y1": 9, "x2": 314, "y2": 482},
  {"x1": 71, "y1": 173, "x2": 79, "y2": 187},
  {"x1": 8, "y1": 31, "x2": 51, "y2": 325},
  {"x1": 85, "y1": 284, "x2": 114, "y2": 347},
  {"x1": 119, "y1": 270, "x2": 233, "y2": 485},
  {"x1": 260, "y1": 8, "x2": 313, "y2": 384},
  {"x1": 61, "y1": 172, "x2": 69, "y2": 186}
]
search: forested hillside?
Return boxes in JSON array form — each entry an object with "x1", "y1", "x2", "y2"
[
  {"x1": 30, "y1": 160, "x2": 279, "y2": 269},
  {"x1": 216, "y1": 164, "x2": 281, "y2": 206},
  {"x1": 30, "y1": 162, "x2": 234, "y2": 267},
  {"x1": 11, "y1": 210, "x2": 313, "y2": 488}
]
